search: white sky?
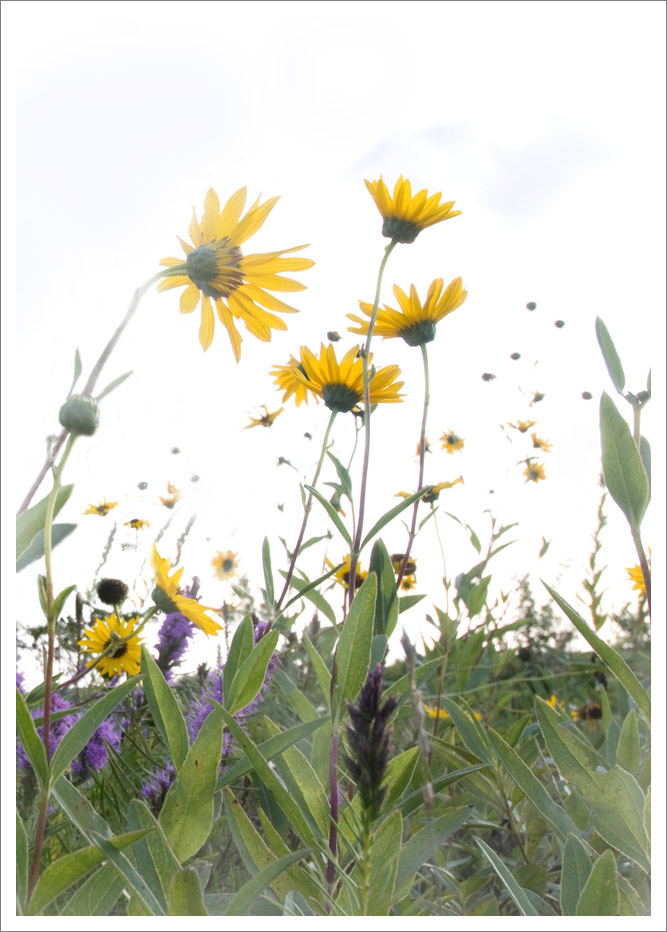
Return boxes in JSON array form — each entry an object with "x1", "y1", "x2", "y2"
[{"x1": 4, "y1": 0, "x2": 665, "y2": 682}]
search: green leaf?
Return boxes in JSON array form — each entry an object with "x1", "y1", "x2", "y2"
[
  {"x1": 369, "y1": 539, "x2": 399, "y2": 637},
  {"x1": 16, "y1": 522, "x2": 78, "y2": 571},
  {"x1": 16, "y1": 688, "x2": 48, "y2": 791},
  {"x1": 16, "y1": 811, "x2": 28, "y2": 915},
  {"x1": 96, "y1": 369, "x2": 133, "y2": 401},
  {"x1": 305, "y1": 484, "x2": 351, "y2": 544},
  {"x1": 279, "y1": 569, "x2": 337, "y2": 623},
  {"x1": 382, "y1": 747, "x2": 420, "y2": 812},
  {"x1": 335, "y1": 572, "x2": 376, "y2": 709},
  {"x1": 167, "y1": 868, "x2": 207, "y2": 916},
  {"x1": 227, "y1": 630, "x2": 279, "y2": 715},
  {"x1": 141, "y1": 648, "x2": 189, "y2": 772},
  {"x1": 262, "y1": 537, "x2": 275, "y2": 607},
  {"x1": 28, "y1": 829, "x2": 155, "y2": 916},
  {"x1": 223, "y1": 615, "x2": 254, "y2": 707},
  {"x1": 560, "y1": 834, "x2": 592, "y2": 916},
  {"x1": 370, "y1": 633, "x2": 388, "y2": 668},
  {"x1": 575, "y1": 849, "x2": 619, "y2": 916},
  {"x1": 50, "y1": 676, "x2": 141, "y2": 783},
  {"x1": 542, "y1": 581, "x2": 650, "y2": 726},
  {"x1": 159, "y1": 705, "x2": 223, "y2": 862},
  {"x1": 16, "y1": 484, "x2": 74, "y2": 560},
  {"x1": 360, "y1": 489, "x2": 424, "y2": 550},
  {"x1": 394, "y1": 808, "x2": 472, "y2": 900},
  {"x1": 127, "y1": 798, "x2": 181, "y2": 916},
  {"x1": 222, "y1": 850, "x2": 309, "y2": 916},
  {"x1": 440, "y1": 697, "x2": 492, "y2": 764},
  {"x1": 275, "y1": 668, "x2": 320, "y2": 723},
  {"x1": 61, "y1": 862, "x2": 125, "y2": 916},
  {"x1": 303, "y1": 633, "x2": 332, "y2": 707},
  {"x1": 225, "y1": 787, "x2": 289, "y2": 883},
  {"x1": 475, "y1": 837, "x2": 538, "y2": 916},
  {"x1": 539, "y1": 537, "x2": 551, "y2": 558},
  {"x1": 639, "y1": 435, "x2": 651, "y2": 493},
  {"x1": 398, "y1": 593, "x2": 426, "y2": 613},
  {"x1": 367, "y1": 810, "x2": 403, "y2": 915},
  {"x1": 327, "y1": 450, "x2": 353, "y2": 498},
  {"x1": 398, "y1": 765, "x2": 489, "y2": 817},
  {"x1": 51, "y1": 584, "x2": 77, "y2": 621},
  {"x1": 69, "y1": 348, "x2": 83, "y2": 396},
  {"x1": 600, "y1": 391, "x2": 649, "y2": 528},
  {"x1": 487, "y1": 727, "x2": 579, "y2": 840},
  {"x1": 595, "y1": 317, "x2": 625, "y2": 393}
]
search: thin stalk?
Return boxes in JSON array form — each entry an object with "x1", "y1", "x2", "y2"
[
  {"x1": 631, "y1": 524, "x2": 651, "y2": 616},
  {"x1": 275, "y1": 412, "x2": 337, "y2": 615},
  {"x1": 18, "y1": 270, "x2": 165, "y2": 516},
  {"x1": 347, "y1": 239, "x2": 397, "y2": 612},
  {"x1": 396, "y1": 342, "x2": 430, "y2": 589},
  {"x1": 325, "y1": 728, "x2": 340, "y2": 908}
]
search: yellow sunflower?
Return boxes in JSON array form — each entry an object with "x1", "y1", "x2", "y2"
[
  {"x1": 349, "y1": 278, "x2": 467, "y2": 346},
  {"x1": 508, "y1": 420, "x2": 537, "y2": 433},
  {"x1": 365, "y1": 176, "x2": 462, "y2": 243},
  {"x1": 212, "y1": 550, "x2": 239, "y2": 580},
  {"x1": 157, "y1": 187, "x2": 314, "y2": 359},
  {"x1": 391, "y1": 553, "x2": 417, "y2": 576},
  {"x1": 159, "y1": 482, "x2": 181, "y2": 509},
  {"x1": 531, "y1": 433, "x2": 553, "y2": 452},
  {"x1": 524, "y1": 462, "x2": 547, "y2": 483},
  {"x1": 626, "y1": 550, "x2": 650, "y2": 595},
  {"x1": 400, "y1": 574, "x2": 418, "y2": 592},
  {"x1": 293, "y1": 344, "x2": 403, "y2": 413},
  {"x1": 326, "y1": 555, "x2": 368, "y2": 592},
  {"x1": 78, "y1": 615, "x2": 143, "y2": 678},
  {"x1": 396, "y1": 478, "x2": 463, "y2": 503},
  {"x1": 244, "y1": 405, "x2": 283, "y2": 429},
  {"x1": 441, "y1": 430, "x2": 465, "y2": 454},
  {"x1": 271, "y1": 355, "x2": 317, "y2": 407},
  {"x1": 151, "y1": 546, "x2": 222, "y2": 636},
  {"x1": 83, "y1": 498, "x2": 118, "y2": 517},
  {"x1": 415, "y1": 438, "x2": 431, "y2": 458},
  {"x1": 124, "y1": 518, "x2": 150, "y2": 530}
]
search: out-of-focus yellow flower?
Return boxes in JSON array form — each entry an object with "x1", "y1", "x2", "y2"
[
  {"x1": 244, "y1": 405, "x2": 283, "y2": 429},
  {"x1": 83, "y1": 499, "x2": 118, "y2": 517},
  {"x1": 124, "y1": 518, "x2": 150, "y2": 530},
  {"x1": 508, "y1": 420, "x2": 537, "y2": 433},
  {"x1": 159, "y1": 482, "x2": 181, "y2": 509},
  {"x1": 79, "y1": 615, "x2": 143, "y2": 678},
  {"x1": 415, "y1": 438, "x2": 431, "y2": 458},
  {"x1": 424, "y1": 705, "x2": 482, "y2": 721},
  {"x1": 441, "y1": 430, "x2": 465, "y2": 454},
  {"x1": 212, "y1": 550, "x2": 239, "y2": 580},
  {"x1": 294, "y1": 344, "x2": 403, "y2": 413},
  {"x1": 396, "y1": 478, "x2": 463, "y2": 503},
  {"x1": 326, "y1": 555, "x2": 367, "y2": 592},
  {"x1": 531, "y1": 433, "x2": 553, "y2": 452},
  {"x1": 546, "y1": 694, "x2": 565, "y2": 709},
  {"x1": 391, "y1": 553, "x2": 417, "y2": 576},
  {"x1": 365, "y1": 176, "x2": 461, "y2": 243},
  {"x1": 626, "y1": 549, "x2": 650, "y2": 595},
  {"x1": 158, "y1": 187, "x2": 314, "y2": 359},
  {"x1": 348, "y1": 278, "x2": 467, "y2": 346},
  {"x1": 524, "y1": 462, "x2": 547, "y2": 483},
  {"x1": 271, "y1": 355, "x2": 317, "y2": 407},
  {"x1": 151, "y1": 546, "x2": 222, "y2": 636}
]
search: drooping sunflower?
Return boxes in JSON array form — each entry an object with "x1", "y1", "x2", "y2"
[
  {"x1": 524, "y1": 462, "x2": 547, "y2": 483},
  {"x1": 508, "y1": 420, "x2": 537, "y2": 433},
  {"x1": 348, "y1": 279, "x2": 467, "y2": 347},
  {"x1": 151, "y1": 546, "x2": 222, "y2": 636},
  {"x1": 212, "y1": 550, "x2": 239, "y2": 581},
  {"x1": 157, "y1": 187, "x2": 315, "y2": 359},
  {"x1": 441, "y1": 430, "x2": 465, "y2": 454},
  {"x1": 293, "y1": 344, "x2": 403, "y2": 413},
  {"x1": 271, "y1": 355, "x2": 317, "y2": 407},
  {"x1": 159, "y1": 482, "x2": 181, "y2": 509},
  {"x1": 365, "y1": 176, "x2": 461, "y2": 243},
  {"x1": 79, "y1": 615, "x2": 143, "y2": 678},
  {"x1": 531, "y1": 433, "x2": 553, "y2": 452},
  {"x1": 83, "y1": 498, "x2": 118, "y2": 517},
  {"x1": 244, "y1": 405, "x2": 283, "y2": 429}
]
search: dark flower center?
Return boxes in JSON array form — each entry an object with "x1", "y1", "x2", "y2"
[
  {"x1": 103, "y1": 638, "x2": 128, "y2": 659},
  {"x1": 186, "y1": 239, "x2": 245, "y2": 298},
  {"x1": 222, "y1": 559, "x2": 234, "y2": 573}
]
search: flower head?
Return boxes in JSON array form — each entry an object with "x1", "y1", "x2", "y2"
[
  {"x1": 524, "y1": 462, "x2": 547, "y2": 483},
  {"x1": 396, "y1": 477, "x2": 463, "y2": 503},
  {"x1": 508, "y1": 420, "x2": 537, "y2": 433},
  {"x1": 212, "y1": 550, "x2": 239, "y2": 580},
  {"x1": 441, "y1": 430, "x2": 465, "y2": 454},
  {"x1": 152, "y1": 546, "x2": 223, "y2": 636},
  {"x1": 83, "y1": 498, "x2": 118, "y2": 517},
  {"x1": 159, "y1": 482, "x2": 181, "y2": 509},
  {"x1": 415, "y1": 438, "x2": 431, "y2": 458},
  {"x1": 349, "y1": 278, "x2": 467, "y2": 346},
  {"x1": 327, "y1": 555, "x2": 368, "y2": 592},
  {"x1": 294, "y1": 344, "x2": 403, "y2": 413},
  {"x1": 158, "y1": 187, "x2": 314, "y2": 359},
  {"x1": 244, "y1": 405, "x2": 283, "y2": 429},
  {"x1": 365, "y1": 176, "x2": 461, "y2": 244},
  {"x1": 626, "y1": 550, "x2": 650, "y2": 596},
  {"x1": 531, "y1": 433, "x2": 553, "y2": 452},
  {"x1": 125, "y1": 518, "x2": 150, "y2": 530},
  {"x1": 391, "y1": 553, "x2": 417, "y2": 577},
  {"x1": 271, "y1": 355, "x2": 317, "y2": 407},
  {"x1": 78, "y1": 615, "x2": 144, "y2": 678}
]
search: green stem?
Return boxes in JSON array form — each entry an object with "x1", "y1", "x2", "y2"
[
  {"x1": 18, "y1": 270, "x2": 166, "y2": 516},
  {"x1": 275, "y1": 412, "x2": 337, "y2": 615},
  {"x1": 632, "y1": 403, "x2": 641, "y2": 449},
  {"x1": 630, "y1": 523, "x2": 651, "y2": 616},
  {"x1": 347, "y1": 240, "x2": 398, "y2": 612},
  {"x1": 396, "y1": 342, "x2": 430, "y2": 588}
]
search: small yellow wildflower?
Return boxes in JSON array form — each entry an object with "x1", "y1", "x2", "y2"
[
  {"x1": 508, "y1": 420, "x2": 537, "y2": 433},
  {"x1": 626, "y1": 549, "x2": 650, "y2": 595},
  {"x1": 441, "y1": 430, "x2": 465, "y2": 454},
  {"x1": 78, "y1": 615, "x2": 143, "y2": 678},
  {"x1": 326, "y1": 556, "x2": 367, "y2": 592},
  {"x1": 365, "y1": 176, "x2": 461, "y2": 243},
  {"x1": 271, "y1": 355, "x2": 317, "y2": 407},
  {"x1": 124, "y1": 518, "x2": 150, "y2": 530},
  {"x1": 524, "y1": 462, "x2": 547, "y2": 483},
  {"x1": 293, "y1": 344, "x2": 403, "y2": 413},
  {"x1": 415, "y1": 438, "x2": 431, "y2": 458},
  {"x1": 83, "y1": 499, "x2": 118, "y2": 517},
  {"x1": 159, "y1": 482, "x2": 181, "y2": 509},
  {"x1": 212, "y1": 550, "x2": 239, "y2": 580},
  {"x1": 244, "y1": 405, "x2": 283, "y2": 429},
  {"x1": 531, "y1": 433, "x2": 553, "y2": 452},
  {"x1": 396, "y1": 477, "x2": 463, "y2": 503}
]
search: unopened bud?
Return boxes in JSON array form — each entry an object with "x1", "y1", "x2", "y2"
[{"x1": 59, "y1": 394, "x2": 99, "y2": 436}]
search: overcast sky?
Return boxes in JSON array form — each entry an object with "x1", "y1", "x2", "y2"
[{"x1": 4, "y1": 1, "x2": 665, "y2": 689}]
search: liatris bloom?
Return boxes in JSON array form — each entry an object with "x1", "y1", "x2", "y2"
[
  {"x1": 365, "y1": 176, "x2": 461, "y2": 243},
  {"x1": 157, "y1": 186, "x2": 315, "y2": 358},
  {"x1": 154, "y1": 605, "x2": 196, "y2": 683},
  {"x1": 71, "y1": 718, "x2": 122, "y2": 774},
  {"x1": 343, "y1": 665, "x2": 397, "y2": 823},
  {"x1": 140, "y1": 762, "x2": 176, "y2": 812}
]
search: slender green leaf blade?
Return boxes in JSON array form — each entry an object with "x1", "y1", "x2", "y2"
[
  {"x1": 279, "y1": 570, "x2": 337, "y2": 623},
  {"x1": 600, "y1": 391, "x2": 649, "y2": 527},
  {"x1": 222, "y1": 851, "x2": 309, "y2": 916},
  {"x1": 61, "y1": 862, "x2": 125, "y2": 916},
  {"x1": 17, "y1": 523, "x2": 78, "y2": 571},
  {"x1": 141, "y1": 648, "x2": 189, "y2": 772},
  {"x1": 394, "y1": 808, "x2": 472, "y2": 899},
  {"x1": 336, "y1": 572, "x2": 376, "y2": 707},
  {"x1": 475, "y1": 837, "x2": 538, "y2": 916},
  {"x1": 16, "y1": 484, "x2": 74, "y2": 559},
  {"x1": 262, "y1": 537, "x2": 275, "y2": 607},
  {"x1": 16, "y1": 689, "x2": 48, "y2": 791},
  {"x1": 303, "y1": 633, "x2": 332, "y2": 707},
  {"x1": 575, "y1": 849, "x2": 619, "y2": 916},
  {"x1": 96, "y1": 369, "x2": 133, "y2": 401},
  {"x1": 327, "y1": 451, "x2": 353, "y2": 497},
  {"x1": 595, "y1": 317, "x2": 625, "y2": 393},
  {"x1": 361, "y1": 489, "x2": 424, "y2": 551},
  {"x1": 227, "y1": 630, "x2": 279, "y2": 715},
  {"x1": 560, "y1": 834, "x2": 592, "y2": 916},
  {"x1": 305, "y1": 485, "x2": 351, "y2": 544},
  {"x1": 167, "y1": 868, "x2": 207, "y2": 916},
  {"x1": 223, "y1": 615, "x2": 254, "y2": 708},
  {"x1": 616, "y1": 709, "x2": 640, "y2": 774},
  {"x1": 369, "y1": 538, "x2": 399, "y2": 637},
  {"x1": 16, "y1": 811, "x2": 29, "y2": 915}
]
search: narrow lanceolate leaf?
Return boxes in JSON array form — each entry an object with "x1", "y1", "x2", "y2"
[
  {"x1": 262, "y1": 537, "x2": 275, "y2": 607},
  {"x1": 367, "y1": 810, "x2": 403, "y2": 915},
  {"x1": 49, "y1": 676, "x2": 141, "y2": 783},
  {"x1": 279, "y1": 569, "x2": 338, "y2": 623},
  {"x1": 16, "y1": 689, "x2": 48, "y2": 791},
  {"x1": 141, "y1": 648, "x2": 189, "y2": 772},
  {"x1": 16, "y1": 811, "x2": 29, "y2": 915},
  {"x1": 16, "y1": 484, "x2": 74, "y2": 561},
  {"x1": 60, "y1": 862, "x2": 125, "y2": 916},
  {"x1": 96, "y1": 369, "x2": 133, "y2": 401},
  {"x1": 616, "y1": 709, "x2": 641, "y2": 774},
  {"x1": 369, "y1": 539, "x2": 399, "y2": 638},
  {"x1": 595, "y1": 317, "x2": 625, "y2": 393},
  {"x1": 394, "y1": 808, "x2": 472, "y2": 900},
  {"x1": 69, "y1": 347, "x2": 83, "y2": 396},
  {"x1": 305, "y1": 485, "x2": 351, "y2": 544},
  {"x1": 440, "y1": 697, "x2": 493, "y2": 765},
  {"x1": 335, "y1": 572, "x2": 377, "y2": 709},
  {"x1": 487, "y1": 728, "x2": 579, "y2": 840},
  {"x1": 560, "y1": 834, "x2": 593, "y2": 916},
  {"x1": 303, "y1": 633, "x2": 332, "y2": 707},
  {"x1": 600, "y1": 392, "x2": 649, "y2": 528},
  {"x1": 639, "y1": 436, "x2": 651, "y2": 495},
  {"x1": 127, "y1": 798, "x2": 182, "y2": 916},
  {"x1": 222, "y1": 851, "x2": 309, "y2": 916},
  {"x1": 360, "y1": 489, "x2": 424, "y2": 551},
  {"x1": 51, "y1": 584, "x2": 77, "y2": 622},
  {"x1": 222, "y1": 615, "x2": 254, "y2": 705},
  {"x1": 475, "y1": 837, "x2": 538, "y2": 916},
  {"x1": 16, "y1": 523, "x2": 78, "y2": 571},
  {"x1": 575, "y1": 849, "x2": 620, "y2": 916},
  {"x1": 167, "y1": 868, "x2": 207, "y2": 916},
  {"x1": 542, "y1": 581, "x2": 650, "y2": 727},
  {"x1": 227, "y1": 630, "x2": 279, "y2": 715},
  {"x1": 160, "y1": 705, "x2": 224, "y2": 863}
]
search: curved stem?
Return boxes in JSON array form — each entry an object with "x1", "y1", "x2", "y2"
[
  {"x1": 18, "y1": 270, "x2": 166, "y2": 516},
  {"x1": 631, "y1": 524, "x2": 651, "y2": 617},
  {"x1": 396, "y1": 342, "x2": 430, "y2": 588},
  {"x1": 275, "y1": 412, "x2": 337, "y2": 615}
]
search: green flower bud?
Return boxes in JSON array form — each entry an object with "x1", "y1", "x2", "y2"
[{"x1": 59, "y1": 394, "x2": 99, "y2": 436}]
